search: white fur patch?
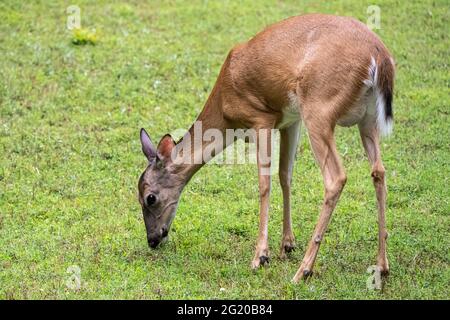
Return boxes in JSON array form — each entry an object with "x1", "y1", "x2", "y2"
[{"x1": 366, "y1": 57, "x2": 393, "y2": 136}]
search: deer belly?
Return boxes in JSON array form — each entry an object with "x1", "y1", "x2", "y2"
[{"x1": 276, "y1": 92, "x2": 301, "y2": 129}]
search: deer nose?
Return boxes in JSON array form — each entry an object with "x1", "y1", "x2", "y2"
[{"x1": 147, "y1": 236, "x2": 160, "y2": 248}]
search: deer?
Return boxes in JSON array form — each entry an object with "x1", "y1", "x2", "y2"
[{"x1": 137, "y1": 13, "x2": 395, "y2": 283}]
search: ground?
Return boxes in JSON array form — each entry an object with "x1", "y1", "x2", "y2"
[{"x1": 0, "y1": 0, "x2": 448, "y2": 299}]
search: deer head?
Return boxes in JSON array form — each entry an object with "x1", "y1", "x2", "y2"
[{"x1": 138, "y1": 128, "x2": 185, "y2": 248}]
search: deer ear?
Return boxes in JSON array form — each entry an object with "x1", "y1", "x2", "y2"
[
  {"x1": 157, "y1": 134, "x2": 176, "y2": 162},
  {"x1": 140, "y1": 128, "x2": 157, "y2": 161}
]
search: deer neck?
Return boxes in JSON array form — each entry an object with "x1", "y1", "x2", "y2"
[{"x1": 171, "y1": 83, "x2": 230, "y2": 183}]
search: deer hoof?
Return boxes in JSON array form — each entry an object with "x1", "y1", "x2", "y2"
[
  {"x1": 292, "y1": 268, "x2": 314, "y2": 283},
  {"x1": 259, "y1": 255, "x2": 270, "y2": 265},
  {"x1": 284, "y1": 244, "x2": 295, "y2": 253},
  {"x1": 378, "y1": 265, "x2": 390, "y2": 276},
  {"x1": 280, "y1": 242, "x2": 295, "y2": 260},
  {"x1": 303, "y1": 269, "x2": 313, "y2": 278},
  {"x1": 251, "y1": 255, "x2": 270, "y2": 269}
]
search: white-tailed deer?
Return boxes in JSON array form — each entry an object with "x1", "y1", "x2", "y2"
[{"x1": 138, "y1": 14, "x2": 395, "y2": 282}]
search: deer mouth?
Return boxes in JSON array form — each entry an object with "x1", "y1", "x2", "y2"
[
  {"x1": 147, "y1": 203, "x2": 177, "y2": 249},
  {"x1": 148, "y1": 238, "x2": 160, "y2": 248},
  {"x1": 148, "y1": 235, "x2": 169, "y2": 249}
]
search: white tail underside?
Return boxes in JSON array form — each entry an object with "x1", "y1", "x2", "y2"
[{"x1": 367, "y1": 57, "x2": 393, "y2": 136}]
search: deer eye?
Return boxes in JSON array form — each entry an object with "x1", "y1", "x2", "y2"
[{"x1": 146, "y1": 194, "x2": 157, "y2": 206}]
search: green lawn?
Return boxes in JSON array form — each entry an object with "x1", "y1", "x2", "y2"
[{"x1": 0, "y1": 0, "x2": 448, "y2": 299}]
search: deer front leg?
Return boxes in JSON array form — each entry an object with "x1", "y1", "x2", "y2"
[
  {"x1": 279, "y1": 121, "x2": 300, "y2": 259},
  {"x1": 251, "y1": 128, "x2": 273, "y2": 269}
]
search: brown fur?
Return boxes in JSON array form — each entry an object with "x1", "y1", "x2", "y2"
[
  {"x1": 139, "y1": 14, "x2": 395, "y2": 282},
  {"x1": 189, "y1": 14, "x2": 394, "y2": 132}
]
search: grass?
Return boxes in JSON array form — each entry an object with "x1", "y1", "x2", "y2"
[{"x1": 0, "y1": 0, "x2": 448, "y2": 299}]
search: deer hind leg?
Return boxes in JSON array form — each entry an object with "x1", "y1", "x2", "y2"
[
  {"x1": 279, "y1": 121, "x2": 301, "y2": 259},
  {"x1": 359, "y1": 123, "x2": 389, "y2": 274},
  {"x1": 251, "y1": 128, "x2": 273, "y2": 269},
  {"x1": 292, "y1": 123, "x2": 347, "y2": 283}
]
